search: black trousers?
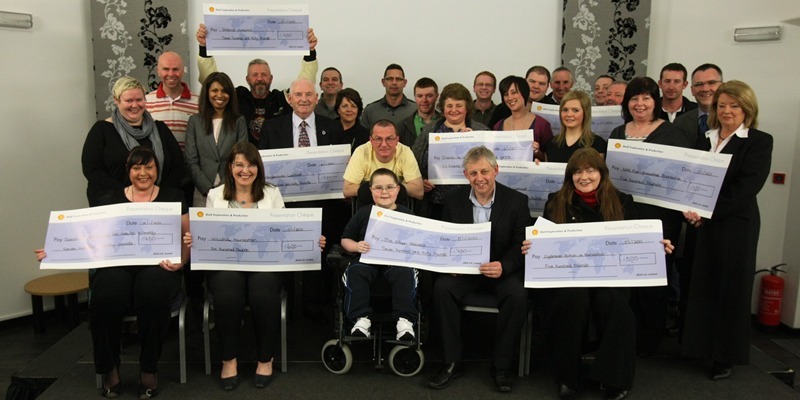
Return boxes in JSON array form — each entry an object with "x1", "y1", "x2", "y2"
[
  {"x1": 90, "y1": 266, "x2": 181, "y2": 374},
  {"x1": 207, "y1": 271, "x2": 285, "y2": 362},
  {"x1": 433, "y1": 274, "x2": 527, "y2": 370},
  {"x1": 343, "y1": 263, "x2": 418, "y2": 323},
  {"x1": 548, "y1": 287, "x2": 635, "y2": 389}
]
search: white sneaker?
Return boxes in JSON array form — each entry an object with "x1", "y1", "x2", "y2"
[
  {"x1": 350, "y1": 317, "x2": 371, "y2": 338},
  {"x1": 396, "y1": 317, "x2": 415, "y2": 341}
]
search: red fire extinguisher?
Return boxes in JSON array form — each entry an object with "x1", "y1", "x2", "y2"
[{"x1": 756, "y1": 263, "x2": 787, "y2": 327}]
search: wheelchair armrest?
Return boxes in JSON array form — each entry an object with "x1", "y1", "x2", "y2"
[{"x1": 326, "y1": 244, "x2": 357, "y2": 272}]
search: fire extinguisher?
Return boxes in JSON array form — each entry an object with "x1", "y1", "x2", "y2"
[{"x1": 756, "y1": 263, "x2": 787, "y2": 328}]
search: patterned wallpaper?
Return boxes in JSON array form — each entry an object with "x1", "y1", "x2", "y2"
[
  {"x1": 561, "y1": 0, "x2": 651, "y2": 95},
  {"x1": 90, "y1": 0, "x2": 188, "y2": 117}
]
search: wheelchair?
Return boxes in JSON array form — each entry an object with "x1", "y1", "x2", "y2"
[{"x1": 320, "y1": 244, "x2": 426, "y2": 377}]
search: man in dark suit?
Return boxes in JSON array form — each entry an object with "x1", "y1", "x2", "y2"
[
  {"x1": 258, "y1": 78, "x2": 346, "y2": 322},
  {"x1": 428, "y1": 146, "x2": 532, "y2": 393},
  {"x1": 672, "y1": 63, "x2": 723, "y2": 338},
  {"x1": 673, "y1": 64, "x2": 724, "y2": 148}
]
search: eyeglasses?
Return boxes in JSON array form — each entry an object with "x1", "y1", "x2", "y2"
[
  {"x1": 475, "y1": 83, "x2": 495, "y2": 88},
  {"x1": 691, "y1": 80, "x2": 721, "y2": 88},
  {"x1": 370, "y1": 185, "x2": 399, "y2": 192},
  {"x1": 371, "y1": 136, "x2": 397, "y2": 144},
  {"x1": 232, "y1": 162, "x2": 258, "y2": 170}
]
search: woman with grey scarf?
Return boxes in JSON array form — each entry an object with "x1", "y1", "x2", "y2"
[{"x1": 82, "y1": 76, "x2": 184, "y2": 206}]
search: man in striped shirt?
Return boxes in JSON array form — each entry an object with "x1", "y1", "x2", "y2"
[{"x1": 145, "y1": 51, "x2": 200, "y2": 151}]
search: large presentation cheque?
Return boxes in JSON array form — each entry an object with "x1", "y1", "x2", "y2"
[
  {"x1": 358, "y1": 206, "x2": 491, "y2": 274},
  {"x1": 40, "y1": 203, "x2": 182, "y2": 270},
  {"x1": 495, "y1": 160, "x2": 566, "y2": 216},
  {"x1": 203, "y1": 3, "x2": 310, "y2": 55},
  {"x1": 189, "y1": 207, "x2": 321, "y2": 272},
  {"x1": 531, "y1": 102, "x2": 623, "y2": 141},
  {"x1": 606, "y1": 139, "x2": 732, "y2": 218},
  {"x1": 428, "y1": 130, "x2": 534, "y2": 184},
  {"x1": 524, "y1": 218, "x2": 667, "y2": 288},
  {"x1": 260, "y1": 144, "x2": 349, "y2": 202}
]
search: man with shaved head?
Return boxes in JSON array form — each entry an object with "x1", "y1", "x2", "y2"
[{"x1": 145, "y1": 51, "x2": 200, "y2": 150}]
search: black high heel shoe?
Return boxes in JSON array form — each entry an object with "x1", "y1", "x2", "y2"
[
  {"x1": 101, "y1": 382, "x2": 120, "y2": 398},
  {"x1": 137, "y1": 385, "x2": 158, "y2": 399},
  {"x1": 138, "y1": 372, "x2": 158, "y2": 399},
  {"x1": 254, "y1": 373, "x2": 273, "y2": 388},
  {"x1": 101, "y1": 367, "x2": 121, "y2": 398},
  {"x1": 221, "y1": 375, "x2": 239, "y2": 391}
]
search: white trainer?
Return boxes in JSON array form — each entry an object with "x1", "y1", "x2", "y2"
[
  {"x1": 350, "y1": 316, "x2": 371, "y2": 338},
  {"x1": 396, "y1": 317, "x2": 415, "y2": 341}
]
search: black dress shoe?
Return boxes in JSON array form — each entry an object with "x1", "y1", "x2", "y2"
[
  {"x1": 428, "y1": 362, "x2": 464, "y2": 389},
  {"x1": 491, "y1": 367, "x2": 512, "y2": 393},
  {"x1": 558, "y1": 383, "x2": 577, "y2": 400},
  {"x1": 254, "y1": 373, "x2": 273, "y2": 388},
  {"x1": 220, "y1": 375, "x2": 238, "y2": 391},
  {"x1": 710, "y1": 362, "x2": 732, "y2": 380}
]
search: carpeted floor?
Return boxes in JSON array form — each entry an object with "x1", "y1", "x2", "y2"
[{"x1": 8, "y1": 305, "x2": 800, "y2": 400}]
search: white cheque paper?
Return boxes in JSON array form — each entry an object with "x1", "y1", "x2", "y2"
[
  {"x1": 40, "y1": 202, "x2": 182, "y2": 270},
  {"x1": 359, "y1": 207, "x2": 491, "y2": 274},
  {"x1": 260, "y1": 144, "x2": 349, "y2": 202},
  {"x1": 203, "y1": 4, "x2": 310, "y2": 55},
  {"x1": 190, "y1": 207, "x2": 321, "y2": 272},
  {"x1": 428, "y1": 130, "x2": 534, "y2": 184},
  {"x1": 525, "y1": 219, "x2": 667, "y2": 288},
  {"x1": 495, "y1": 160, "x2": 566, "y2": 216},
  {"x1": 531, "y1": 102, "x2": 623, "y2": 141},
  {"x1": 606, "y1": 139, "x2": 732, "y2": 218}
]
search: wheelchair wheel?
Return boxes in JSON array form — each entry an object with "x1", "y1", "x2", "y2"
[
  {"x1": 321, "y1": 339, "x2": 353, "y2": 374},
  {"x1": 388, "y1": 345, "x2": 424, "y2": 377}
]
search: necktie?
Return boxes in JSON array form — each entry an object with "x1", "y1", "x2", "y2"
[
  {"x1": 298, "y1": 121, "x2": 310, "y2": 147},
  {"x1": 699, "y1": 114, "x2": 709, "y2": 135}
]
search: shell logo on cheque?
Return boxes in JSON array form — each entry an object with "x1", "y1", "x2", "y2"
[
  {"x1": 196, "y1": 211, "x2": 204, "y2": 218},
  {"x1": 536, "y1": 106, "x2": 543, "y2": 111},
  {"x1": 434, "y1": 136, "x2": 441, "y2": 141},
  {"x1": 376, "y1": 211, "x2": 384, "y2": 217},
  {"x1": 208, "y1": 7, "x2": 215, "y2": 12},
  {"x1": 531, "y1": 229, "x2": 539, "y2": 235},
  {"x1": 58, "y1": 215, "x2": 65, "y2": 221},
  {"x1": 614, "y1": 143, "x2": 622, "y2": 149}
]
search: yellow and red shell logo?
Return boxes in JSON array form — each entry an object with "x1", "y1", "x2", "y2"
[
  {"x1": 614, "y1": 142, "x2": 622, "y2": 149},
  {"x1": 196, "y1": 211, "x2": 205, "y2": 218},
  {"x1": 531, "y1": 229, "x2": 539, "y2": 235},
  {"x1": 57, "y1": 214, "x2": 65, "y2": 221},
  {"x1": 208, "y1": 7, "x2": 215, "y2": 12},
  {"x1": 376, "y1": 211, "x2": 384, "y2": 217}
]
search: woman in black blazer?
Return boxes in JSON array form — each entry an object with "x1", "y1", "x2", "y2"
[
  {"x1": 184, "y1": 72, "x2": 247, "y2": 207},
  {"x1": 681, "y1": 81, "x2": 773, "y2": 380}
]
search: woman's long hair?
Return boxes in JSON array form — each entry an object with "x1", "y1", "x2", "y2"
[
  {"x1": 553, "y1": 90, "x2": 595, "y2": 148},
  {"x1": 222, "y1": 142, "x2": 267, "y2": 203},
  {"x1": 199, "y1": 72, "x2": 241, "y2": 135},
  {"x1": 546, "y1": 147, "x2": 624, "y2": 223}
]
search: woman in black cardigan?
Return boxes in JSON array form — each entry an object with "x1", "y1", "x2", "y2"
[{"x1": 523, "y1": 148, "x2": 673, "y2": 400}]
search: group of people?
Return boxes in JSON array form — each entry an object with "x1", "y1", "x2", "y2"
[{"x1": 33, "y1": 24, "x2": 773, "y2": 400}]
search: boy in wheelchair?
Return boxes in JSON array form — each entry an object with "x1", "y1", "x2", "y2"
[{"x1": 340, "y1": 168, "x2": 418, "y2": 341}]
